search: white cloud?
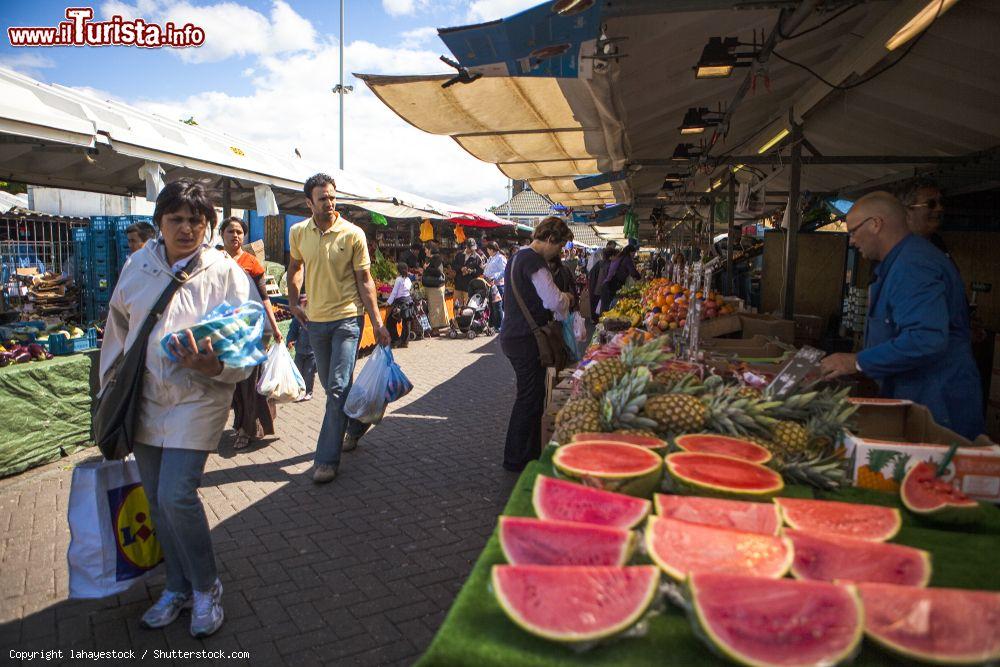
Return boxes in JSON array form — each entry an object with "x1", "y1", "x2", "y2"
[
  {"x1": 466, "y1": 0, "x2": 540, "y2": 23},
  {"x1": 0, "y1": 53, "x2": 56, "y2": 77},
  {"x1": 135, "y1": 39, "x2": 507, "y2": 210},
  {"x1": 400, "y1": 26, "x2": 438, "y2": 49},
  {"x1": 99, "y1": 0, "x2": 316, "y2": 63},
  {"x1": 382, "y1": 0, "x2": 433, "y2": 17}
]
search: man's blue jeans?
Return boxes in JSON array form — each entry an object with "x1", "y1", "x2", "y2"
[{"x1": 309, "y1": 315, "x2": 367, "y2": 467}]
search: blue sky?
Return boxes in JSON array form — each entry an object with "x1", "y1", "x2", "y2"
[{"x1": 0, "y1": 0, "x2": 539, "y2": 210}]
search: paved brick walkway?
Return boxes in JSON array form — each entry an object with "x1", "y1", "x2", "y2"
[{"x1": 0, "y1": 336, "x2": 519, "y2": 665}]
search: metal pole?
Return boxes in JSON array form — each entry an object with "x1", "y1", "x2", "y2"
[
  {"x1": 339, "y1": 0, "x2": 345, "y2": 170},
  {"x1": 782, "y1": 119, "x2": 803, "y2": 320},
  {"x1": 727, "y1": 175, "x2": 735, "y2": 295}
]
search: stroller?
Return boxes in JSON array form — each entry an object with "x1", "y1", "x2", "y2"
[{"x1": 449, "y1": 291, "x2": 494, "y2": 339}]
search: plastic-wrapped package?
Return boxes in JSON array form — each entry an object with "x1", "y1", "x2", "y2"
[{"x1": 160, "y1": 301, "x2": 265, "y2": 368}]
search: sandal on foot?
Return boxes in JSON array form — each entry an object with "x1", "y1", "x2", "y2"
[{"x1": 234, "y1": 433, "x2": 251, "y2": 450}]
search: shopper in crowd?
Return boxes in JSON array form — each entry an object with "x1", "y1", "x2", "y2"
[
  {"x1": 819, "y1": 191, "x2": 984, "y2": 439},
  {"x1": 287, "y1": 174, "x2": 391, "y2": 483},
  {"x1": 499, "y1": 216, "x2": 573, "y2": 471},
  {"x1": 126, "y1": 221, "x2": 157, "y2": 254},
  {"x1": 587, "y1": 246, "x2": 615, "y2": 321},
  {"x1": 451, "y1": 240, "x2": 474, "y2": 305},
  {"x1": 219, "y1": 216, "x2": 282, "y2": 450},
  {"x1": 400, "y1": 242, "x2": 425, "y2": 271},
  {"x1": 101, "y1": 179, "x2": 257, "y2": 638},
  {"x1": 285, "y1": 294, "x2": 315, "y2": 402},
  {"x1": 484, "y1": 241, "x2": 507, "y2": 295},
  {"x1": 563, "y1": 248, "x2": 579, "y2": 276},
  {"x1": 421, "y1": 254, "x2": 449, "y2": 334},
  {"x1": 901, "y1": 180, "x2": 951, "y2": 259},
  {"x1": 650, "y1": 251, "x2": 667, "y2": 279},
  {"x1": 599, "y1": 244, "x2": 640, "y2": 313},
  {"x1": 386, "y1": 261, "x2": 415, "y2": 348}
]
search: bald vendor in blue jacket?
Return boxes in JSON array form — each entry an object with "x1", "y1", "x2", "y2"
[{"x1": 820, "y1": 191, "x2": 984, "y2": 440}]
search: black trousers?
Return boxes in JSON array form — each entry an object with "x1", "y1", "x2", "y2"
[
  {"x1": 387, "y1": 300, "x2": 413, "y2": 345},
  {"x1": 502, "y1": 346, "x2": 546, "y2": 471}
]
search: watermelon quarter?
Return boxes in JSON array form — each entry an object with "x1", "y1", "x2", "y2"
[
  {"x1": 654, "y1": 494, "x2": 781, "y2": 535},
  {"x1": 775, "y1": 497, "x2": 901, "y2": 541},
  {"x1": 532, "y1": 475, "x2": 651, "y2": 529},
  {"x1": 553, "y1": 442, "x2": 664, "y2": 498},
  {"x1": 492, "y1": 565, "x2": 660, "y2": 644},
  {"x1": 498, "y1": 516, "x2": 636, "y2": 566},
  {"x1": 858, "y1": 582, "x2": 1000, "y2": 665},
  {"x1": 785, "y1": 529, "x2": 931, "y2": 587},
  {"x1": 645, "y1": 515, "x2": 793, "y2": 581},
  {"x1": 901, "y1": 461, "x2": 980, "y2": 524},
  {"x1": 665, "y1": 452, "x2": 784, "y2": 500},
  {"x1": 689, "y1": 573, "x2": 863, "y2": 667},
  {"x1": 572, "y1": 431, "x2": 669, "y2": 454},
  {"x1": 673, "y1": 434, "x2": 772, "y2": 464}
]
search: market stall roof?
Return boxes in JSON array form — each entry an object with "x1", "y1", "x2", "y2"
[
  {"x1": 488, "y1": 187, "x2": 555, "y2": 217},
  {"x1": 567, "y1": 224, "x2": 605, "y2": 248},
  {"x1": 0, "y1": 68, "x2": 463, "y2": 220},
  {"x1": 0, "y1": 191, "x2": 28, "y2": 214}
]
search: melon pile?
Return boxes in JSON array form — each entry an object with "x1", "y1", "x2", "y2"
[{"x1": 489, "y1": 467, "x2": 1000, "y2": 665}]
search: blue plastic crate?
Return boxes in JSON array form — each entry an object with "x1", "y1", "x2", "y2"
[{"x1": 48, "y1": 328, "x2": 99, "y2": 355}]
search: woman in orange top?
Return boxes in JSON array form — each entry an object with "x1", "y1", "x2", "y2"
[{"x1": 219, "y1": 217, "x2": 283, "y2": 450}]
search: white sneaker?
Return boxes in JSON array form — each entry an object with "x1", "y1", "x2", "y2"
[
  {"x1": 190, "y1": 579, "x2": 224, "y2": 638},
  {"x1": 140, "y1": 589, "x2": 191, "y2": 629}
]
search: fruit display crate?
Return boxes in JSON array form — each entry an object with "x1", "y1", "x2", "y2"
[
  {"x1": 416, "y1": 447, "x2": 1000, "y2": 667},
  {"x1": 47, "y1": 328, "x2": 99, "y2": 355}
]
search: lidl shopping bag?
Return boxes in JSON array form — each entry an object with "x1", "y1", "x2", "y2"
[
  {"x1": 257, "y1": 343, "x2": 305, "y2": 403},
  {"x1": 344, "y1": 345, "x2": 413, "y2": 424},
  {"x1": 384, "y1": 347, "x2": 413, "y2": 403},
  {"x1": 67, "y1": 458, "x2": 162, "y2": 598},
  {"x1": 160, "y1": 301, "x2": 266, "y2": 369}
]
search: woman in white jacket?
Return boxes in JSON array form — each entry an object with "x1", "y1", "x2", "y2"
[{"x1": 100, "y1": 179, "x2": 258, "y2": 638}]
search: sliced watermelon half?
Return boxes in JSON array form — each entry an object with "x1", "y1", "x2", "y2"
[
  {"x1": 645, "y1": 515, "x2": 793, "y2": 581},
  {"x1": 775, "y1": 497, "x2": 902, "y2": 541},
  {"x1": 572, "y1": 431, "x2": 669, "y2": 454},
  {"x1": 553, "y1": 442, "x2": 664, "y2": 498},
  {"x1": 901, "y1": 461, "x2": 981, "y2": 524},
  {"x1": 785, "y1": 529, "x2": 931, "y2": 587},
  {"x1": 858, "y1": 582, "x2": 1000, "y2": 665},
  {"x1": 532, "y1": 475, "x2": 651, "y2": 529},
  {"x1": 673, "y1": 434, "x2": 772, "y2": 464},
  {"x1": 498, "y1": 516, "x2": 636, "y2": 566},
  {"x1": 665, "y1": 452, "x2": 784, "y2": 500},
  {"x1": 689, "y1": 573, "x2": 863, "y2": 667},
  {"x1": 492, "y1": 565, "x2": 660, "y2": 644},
  {"x1": 654, "y1": 494, "x2": 780, "y2": 535}
]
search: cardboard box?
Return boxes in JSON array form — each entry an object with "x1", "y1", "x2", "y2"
[
  {"x1": 738, "y1": 313, "x2": 796, "y2": 344},
  {"x1": 698, "y1": 313, "x2": 742, "y2": 339},
  {"x1": 242, "y1": 239, "x2": 265, "y2": 264},
  {"x1": 846, "y1": 398, "x2": 994, "y2": 448}
]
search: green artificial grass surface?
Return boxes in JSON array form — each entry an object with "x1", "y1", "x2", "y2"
[{"x1": 417, "y1": 447, "x2": 1000, "y2": 667}]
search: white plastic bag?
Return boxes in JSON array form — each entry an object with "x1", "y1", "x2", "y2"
[
  {"x1": 67, "y1": 457, "x2": 163, "y2": 599},
  {"x1": 257, "y1": 343, "x2": 306, "y2": 403},
  {"x1": 572, "y1": 311, "x2": 587, "y2": 342},
  {"x1": 344, "y1": 345, "x2": 393, "y2": 425}
]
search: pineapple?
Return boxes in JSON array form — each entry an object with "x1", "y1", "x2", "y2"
[
  {"x1": 770, "y1": 420, "x2": 811, "y2": 456},
  {"x1": 642, "y1": 394, "x2": 707, "y2": 433},
  {"x1": 639, "y1": 381, "x2": 779, "y2": 439},
  {"x1": 617, "y1": 428, "x2": 660, "y2": 439},
  {"x1": 555, "y1": 397, "x2": 604, "y2": 443},
  {"x1": 581, "y1": 359, "x2": 627, "y2": 398},
  {"x1": 773, "y1": 451, "x2": 850, "y2": 491}
]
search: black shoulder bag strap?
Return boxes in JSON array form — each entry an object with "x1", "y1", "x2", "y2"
[
  {"x1": 508, "y1": 251, "x2": 568, "y2": 370},
  {"x1": 94, "y1": 249, "x2": 203, "y2": 459},
  {"x1": 508, "y1": 251, "x2": 541, "y2": 333}
]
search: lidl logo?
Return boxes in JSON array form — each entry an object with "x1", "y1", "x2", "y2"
[{"x1": 107, "y1": 483, "x2": 163, "y2": 580}]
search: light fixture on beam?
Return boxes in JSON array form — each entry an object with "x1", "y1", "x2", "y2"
[
  {"x1": 672, "y1": 143, "x2": 704, "y2": 161},
  {"x1": 679, "y1": 107, "x2": 725, "y2": 135},
  {"x1": 662, "y1": 173, "x2": 687, "y2": 183},
  {"x1": 886, "y1": 0, "x2": 958, "y2": 51},
  {"x1": 757, "y1": 128, "x2": 789, "y2": 154},
  {"x1": 694, "y1": 36, "x2": 752, "y2": 79}
]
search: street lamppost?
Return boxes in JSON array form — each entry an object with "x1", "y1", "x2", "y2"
[{"x1": 331, "y1": 0, "x2": 353, "y2": 170}]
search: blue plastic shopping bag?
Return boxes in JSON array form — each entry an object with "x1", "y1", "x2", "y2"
[
  {"x1": 344, "y1": 345, "x2": 413, "y2": 425},
  {"x1": 562, "y1": 314, "x2": 581, "y2": 362},
  {"x1": 160, "y1": 301, "x2": 266, "y2": 368}
]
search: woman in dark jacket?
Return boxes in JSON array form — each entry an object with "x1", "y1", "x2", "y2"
[
  {"x1": 421, "y1": 255, "x2": 449, "y2": 333},
  {"x1": 499, "y1": 217, "x2": 574, "y2": 471}
]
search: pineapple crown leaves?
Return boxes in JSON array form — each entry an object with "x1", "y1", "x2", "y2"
[
  {"x1": 620, "y1": 337, "x2": 671, "y2": 369},
  {"x1": 775, "y1": 451, "x2": 850, "y2": 490},
  {"x1": 601, "y1": 367, "x2": 657, "y2": 430}
]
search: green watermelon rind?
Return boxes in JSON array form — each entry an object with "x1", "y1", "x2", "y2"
[
  {"x1": 491, "y1": 565, "x2": 661, "y2": 644},
  {"x1": 775, "y1": 497, "x2": 902, "y2": 542},
  {"x1": 784, "y1": 529, "x2": 933, "y2": 588},
  {"x1": 900, "y1": 462, "x2": 982, "y2": 525},
  {"x1": 673, "y1": 434, "x2": 773, "y2": 464},
  {"x1": 497, "y1": 516, "x2": 638, "y2": 567},
  {"x1": 531, "y1": 476, "x2": 652, "y2": 529},
  {"x1": 664, "y1": 453, "x2": 784, "y2": 501},
  {"x1": 645, "y1": 516, "x2": 794, "y2": 582},
  {"x1": 554, "y1": 443, "x2": 664, "y2": 498},
  {"x1": 687, "y1": 575, "x2": 865, "y2": 667}
]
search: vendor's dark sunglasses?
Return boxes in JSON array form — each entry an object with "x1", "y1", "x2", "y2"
[
  {"x1": 846, "y1": 216, "x2": 875, "y2": 236},
  {"x1": 910, "y1": 198, "x2": 941, "y2": 210}
]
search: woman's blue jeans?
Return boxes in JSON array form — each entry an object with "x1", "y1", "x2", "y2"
[
  {"x1": 309, "y1": 315, "x2": 367, "y2": 467},
  {"x1": 133, "y1": 443, "x2": 216, "y2": 593}
]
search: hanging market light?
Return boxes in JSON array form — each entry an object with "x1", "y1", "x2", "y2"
[
  {"x1": 886, "y1": 0, "x2": 958, "y2": 51},
  {"x1": 679, "y1": 107, "x2": 725, "y2": 135},
  {"x1": 693, "y1": 36, "x2": 751, "y2": 79},
  {"x1": 672, "y1": 143, "x2": 704, "y2": 161}
]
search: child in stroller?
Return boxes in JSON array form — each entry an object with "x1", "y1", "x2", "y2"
[{"x1": 449, "y1": 274, "x2": 493, "y2": 339}]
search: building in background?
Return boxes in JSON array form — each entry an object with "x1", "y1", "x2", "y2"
[{"x1": 488, "y1": 180, "x2": 555, "y2": 229}]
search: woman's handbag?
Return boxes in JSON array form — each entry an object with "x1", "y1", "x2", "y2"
[
  {"x1": 509, "y1": 252, "x2": 569, "y2": 371},
  {"x1": 93, "y1": 253, "x2": 201, "y2": 460}
]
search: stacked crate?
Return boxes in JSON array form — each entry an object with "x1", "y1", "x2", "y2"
[{"x1": 75, "y1": 215, "x2": 153, "y2": 321}]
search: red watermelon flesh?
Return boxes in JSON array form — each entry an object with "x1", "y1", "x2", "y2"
[
  {"x1": 690, "y1": 573, "x2": 863, "y2": 667},
  {"x1": 785, "y1": 529, "x2": 931, "y2": 587},
  {"x1": 673, "y1": 434, "x2": 772, "y2": 464},
  {"x1": 775, "y1": 497, "x2": 901, "y2": 541},
  {"x1": 645, "y1": 515, "x2": 793, "y2": 581},
  {"x1": 555, "y1": 442, "x2": 662, "y2": 476},
  {"x1": 492, "y1": 565, "x2": 660, "y2": 643},
  {"x1": 654, "y1": 494, "x2": 780, "y2": 535},
  {"x1": 498, "y1": 516, "x2": 635, "y2": 566},
  {"x1": 572, "y1": 432, "x2": 668, "y2": 451},
  {"x1": 666, "y1": 452, "x2": 784, "y2": 498},
  {"x1": 858, "y1": 582, "x2": 1000, "y2": 664},
  {"x1": 901, "y1": 461, "x2": 979, "y2": 521},
  {"x1": 532, "y1": 476, "x2": 651, "y2": 529}
]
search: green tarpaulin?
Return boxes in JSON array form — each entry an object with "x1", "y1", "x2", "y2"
[{"x1": 418, "y1": 447, "x2": 1000, "y2": 667}]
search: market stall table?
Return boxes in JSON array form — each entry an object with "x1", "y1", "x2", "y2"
[
  {"x1": 360, "y1": 296, "x2": 456, "y2": 349},
  {"x1": 417, "y1": 447, "x2": 1000, "y2": 667}
]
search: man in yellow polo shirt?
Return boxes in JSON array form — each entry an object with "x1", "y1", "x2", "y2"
[{"x1": 287, "y1": 173, "x2": 391, "y2": 484}]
